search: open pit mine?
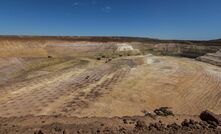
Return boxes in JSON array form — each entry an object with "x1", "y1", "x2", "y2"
[{"x1": 0, "y1": 36, "x2": 221, "y2": 134}]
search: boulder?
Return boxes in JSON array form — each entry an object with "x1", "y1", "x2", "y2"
[
  {"x1": 200, "y1": 110, "x2": 221, "y2": 125},
  {"x1": 135, "y1": 121, "x2": 147, "y2": 130},
  {"x1": 154, "y1": 107, "x2": 174, "y2": 116}
]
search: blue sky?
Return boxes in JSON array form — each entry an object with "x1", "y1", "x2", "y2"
[{"x1": 0, "y1": 0, "x2": 221, "y2": 40}]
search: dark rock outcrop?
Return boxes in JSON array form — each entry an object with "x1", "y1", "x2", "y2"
[
  {"x1": 154, "y1": 107, "x2": 174, "y2": 116},
  {"x1": 200, "y1": 110, "x2": 221, "y2": 125}
]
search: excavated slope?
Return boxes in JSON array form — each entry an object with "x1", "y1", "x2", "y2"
[{"x1": 0, "y1": 36, "x2": 220, "y2": 119}]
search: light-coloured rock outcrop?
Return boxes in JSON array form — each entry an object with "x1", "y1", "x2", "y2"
[{"x1": 197, "y1": 50, "x2": 221, "y2": 67}]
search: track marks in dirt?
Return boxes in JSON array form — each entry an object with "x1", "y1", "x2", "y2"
[
  {"x1": 0, "y1": 58, "x2": 134, "y2": 117},
  {"x1": 173, "y1": 60, "x2": 221, "y2": 114},
  {"x1": 56, "y1": 68, "x2": 130, "y2": 116},
  {"x1": 0, "y1": 56, "x2": 220, "y2": 117},
  {"x1": 77, "y1": 56, "x2": 221, "y2": 117},
  {"x1": 0, "y1": 58, "x2": 91, "y2": 117}
]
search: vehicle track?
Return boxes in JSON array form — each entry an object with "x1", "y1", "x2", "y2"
[
  {"x1": 0, "y1": 58, "x2": 135, "y2": 117},
  {"x1": 77, "y1": 56, "x2": 221, "y2": 117}
]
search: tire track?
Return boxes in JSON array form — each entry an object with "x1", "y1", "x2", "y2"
[{"x1": 0, "y1": 58, "x2": 136, "y2": 117}]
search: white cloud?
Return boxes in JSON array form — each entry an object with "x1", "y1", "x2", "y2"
[
  {"x1": 102, "y1": 6, "x2": 112, "y2": 13},
  {"x1": 73, "y1": 2, "x2": 79, "y2": 6},
  {"x1": 71, "y1": 1, "x2": 97, "y2": 7}
]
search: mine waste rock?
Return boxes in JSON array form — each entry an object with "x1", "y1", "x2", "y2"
[
  {"x1": 135, "y1": 120, "x2": 148, "y2": 131},
  {"x1": 200, "y1": 110, "x2": 221, "y2": 126},
  {"x1": 134, "y1": 118, "x2": 221, "y2": 133},
  {"x1": 154, "y1": 107, "x2": 174, "y2": 116}
]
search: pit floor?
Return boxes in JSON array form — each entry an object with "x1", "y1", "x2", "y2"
[{"x1": 0, "y1": 55, "x2": 220, "y2": 117}]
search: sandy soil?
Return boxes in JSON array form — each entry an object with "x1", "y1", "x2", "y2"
[
  {"x1": 0, "y1": 55, "x2": 220, "y2": 118},
  {"x1": 78, "y1": 56, "x2": 221, "y2": 117},
  {"x1": 0, "y1": 56, "x2": 137, "y2": 117}
]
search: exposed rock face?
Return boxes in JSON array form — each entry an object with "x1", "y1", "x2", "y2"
[
  {"x1": 132, "y1": 42, "x2": 220, "y2": 59},
  {"x1": 116, "y1": 43, "x2": 134, "y2": 51},
  {"x1": 197, "y1": 50, "x2": 221, "y2": 67},
  {"x1": 0, "y1": 36, "x2": 221, "y2": 66},
  {"x1": 151, "y1": 43, "x2": 219, "y2": 58}
]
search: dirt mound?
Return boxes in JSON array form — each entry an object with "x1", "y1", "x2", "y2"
[{"x1": 0, "y1": 112, "x2": 221, "y2": 134}]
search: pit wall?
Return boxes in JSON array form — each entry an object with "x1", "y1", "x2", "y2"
[
  {"x1": 0, "y1": 37, "x2": 220, "y2": 59},
  {"x1": 132, "y1": 43, "x2": 220, "y2": 58},
  {"x1": 0, "y1": 40, "x2": 117, "y2": 58},
  {"x1": 0, "y1": 40, "x2": 48, "y2": 57}
]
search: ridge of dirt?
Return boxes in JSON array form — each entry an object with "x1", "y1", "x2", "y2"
[{"x1": 0, "y1": 114, "x2": 220, "y2": 134}]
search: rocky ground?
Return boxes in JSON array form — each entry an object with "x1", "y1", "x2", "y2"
[{"x1": 0, "y1": 110, "x2": 220, "y2": 134}]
